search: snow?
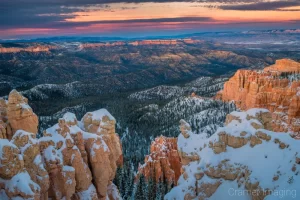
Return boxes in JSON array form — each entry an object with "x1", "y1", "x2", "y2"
[
  {"x1": 129, "y1": 77, "x2": 228, "y2": 101},
  {"x1": 215, "y1": 108, "x2": 275, "y2": 138},
  {"x1": 107, "y1": 182, "x2": 123, "y2": 200},
  {"x1": 63, "y1": 112, "x2": 77, "y2": 123},
  {"x1": 76, "y1": 184, "x2": 98, "y2": 199},
  {"x1": 84, "y1": 109, "x2": 115, "y2": 121},
  {"x1": 20, "y1": 103, "x2": 31, "y2": 110},
  {"x1": 43, "y1": 146, "x2": 61, "y2": 162},
  {"x1": 0, "y1": 139, "x2": 18, "y2": 160},
  {"x1": 0, "y1": 106, "x2": 117, "y2": 198},
  {"x1": 11, "y1": 130, "x2": 37, "y2": 154},
  {"x1": 3, "y1": 172, "x2": 40, "y2": 196},
  {"x1": 209, "y1": 180, "x2": 251, "y2": 200},
  {"x1": 0, "y1": 189, "x2": 9, "y2": 200},
  {"x1": 166, "y1": 109, "x2": 300, "y2": 200},
  {"x1": 63, "y1": 166, "x2": 75, "y2": 172}
]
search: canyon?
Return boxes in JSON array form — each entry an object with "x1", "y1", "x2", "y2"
[{"x1": 1, "y1": 53, "x2": 300, "y2": 199}]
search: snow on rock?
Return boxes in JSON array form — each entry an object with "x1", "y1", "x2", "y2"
[
  {"x1": 216, "y1": 60, "x2": 300, "y2": 137},
  {"x1": 107, "y1": 182, "x2": 123, "y2": 200},
  {"x1": 137, "y1": 136, "x2": 181, "y2": 186},
  {"x1": 39, "y1": 108, "x2": 122, "y2": 199},
  {"x1": 3, "y1": 171, "x2": 41, "y2": 199},
  {"x1": 63, "y1": 112, "x2": 78, "y2": 126},
  {"x1": 0, "y1": 90, "x2": 123, "y2": 200},
  {"x1": 7, "y1": 90, "x2": 38, "y2": 135},
  {"x1": 166, "y1": 109, "x2": 300, "y2": 200},
  {"x1": 76, "y1": 184, "x2": 99, "y2": 200}
]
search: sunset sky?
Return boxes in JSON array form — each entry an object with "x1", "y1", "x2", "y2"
[{"x1": 1, "y1": 0, "x2": 300, "y2": 39}]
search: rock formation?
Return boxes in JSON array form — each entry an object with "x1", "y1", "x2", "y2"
[
  {"x1": 166, "y1": 108, "x2": 300, "y2": 200},
  {"x1": 0, "y1": 90, "x2": 122, "y2": 200},
  {"x1": 216, "y1": 59, "x2": 300, "y2": 136},
  {"x1": 137, "y1": 136, "x2": 181, "y2": 186},
  {"x1": 0, "y1": 45, "x2": 55, "y2": 53}
]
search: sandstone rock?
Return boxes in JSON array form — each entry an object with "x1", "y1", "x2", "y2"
[
  {"x1": 264, "y1": 59, "x2": 300, "y2": 73},
  {"x1": 250, "y1": 136, "x2": 262, "y2": 147},
  {"x1": 167, "y1": 106, "x2": 300, "y2": 200},
  {"x1": 212, "y1": 141, "x2": 226, "y2": 154},
  {"x1": 195, "y1": 172, "x2": 204, "y2": 180},
  {"x1": 137, "y1": 136, "x2": 181, "y2": 186},
  {"x1": 255, "y1": 131, "x2": 271, "y2": 141},
  {"x1": 0, "y1": 45, "x2": 55, "y2": 53},
  {"x1": 7, "y1": 90, "x2": 38, "y2": 134},
  {"x1": 0, "y1": 90, "x2": 123, "y2": 199},
  {"x1": 2, "y1": 171, "x2": 41, "y2": 200},
  {"x1": 179, "y1": 151, "x2": 200, "y2": 165},
  {"x1": 11, "y1": 130, "x2": 49, "y2": 199},
  {"x1": 245, "y1": 181, "x2": 270, "y2": 200},
  {"x1": 197, "y1": 180, "x2": 222, "y2": 200},
  {"x1": 204, "y1": 161, "x2": 239, "y2": 181},
  {"x1": 216, "y1": 59, "x2": 300, "y2": 135},
  {"x1": 0, "y1": 139, "x2": 23, "y2": 179}
]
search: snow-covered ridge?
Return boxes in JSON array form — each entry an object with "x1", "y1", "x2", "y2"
[
  {"x1": 129, "y1": 76, "x2": 228, "y2": 101},
  {"x1": 166, "y1": 108, "x2": 300, "y2": 200}
]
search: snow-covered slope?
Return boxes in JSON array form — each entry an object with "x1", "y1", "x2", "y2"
[
  {"x1": 137, "y1": 95, "x2": 236, "y2": 136},
  {"x1": 129, "y1": 77, "x2": 228, "y2": 101},
  {"x1": 166, "y1": 109, "x2": 300, "y2": 200}
]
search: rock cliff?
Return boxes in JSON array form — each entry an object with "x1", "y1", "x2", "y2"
[
  {"x1": 0, "y1": 45, "x2": 55, "y2": 53},
  {"x1": 216, "y1": 59, "x2": 300, "y2": 136},
  {"x1": 137, "y1": 136, "x2": 181, "y2": 186},
  {"x1": 0, "y1": 90, "x2": 122, "y2": 200},
  {"x1": 166, "y1": 109, "x2": 300, "y2": 200}
]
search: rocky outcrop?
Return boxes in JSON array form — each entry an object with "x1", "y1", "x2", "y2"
[
  {"x1": 264, "y1": 59, "x2": 300, "y2": 73},
  {"x1": 216, "y1": 59, "x2": 300, "y2": 136},
  {"x1": 137, "y1": 136, "x2": 181, "y2": 186},
  {"x1": 166, "y1": 108, "x2": 300, "y2": 200},
  {"x1": 0, "y1": 45, "x2": 55, "y2": 53},
  {"x1": 7, "y1": 90, "x2": 38, "y2": 135},
  {"x1": 0, "y1": 90, "x2": 122, "y2": 200}
]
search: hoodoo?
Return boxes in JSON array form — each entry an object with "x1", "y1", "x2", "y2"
[
  {"x1": 0, "y1": 90, "x2": 122, "y2": 200},
  {"x1": 216, "y1": 59, "x2": 300, "y2": 136}
]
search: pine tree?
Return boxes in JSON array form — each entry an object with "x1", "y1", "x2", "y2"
[{"x1": 135, "y1": 174, "x2": 147, "y2": 200}]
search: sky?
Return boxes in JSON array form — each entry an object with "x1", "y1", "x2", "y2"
[{"x1": 0, "y1": 0, "x2": 300, "y2": 39}]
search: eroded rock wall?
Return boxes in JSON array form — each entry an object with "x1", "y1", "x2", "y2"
[
  {"x1": 0, "y1": 90, "x2": 123, "y2": 200},
  {"x1": 216, "y1": 59, "x2": 300, "y2": 135},
  {"x1": 137, "y1": 136, "x2": 181, "y2": 186}
]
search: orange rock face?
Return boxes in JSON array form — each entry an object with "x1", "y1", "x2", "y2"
[
  {"x1": 137, "y1": 136, "x2": 181, "y2": 186},
  {"x1": 0, "y1": 90, "x2": 122, "y2": 200},
  {"x1": 0, "y1": 45, "x2": 55, "y2": 53},
  {"x1": 216, "y1": 59, "x2": 300, "y2": 136},
  {"x1": 7, "y1": 90, "x2": 39, "y2": 135}
]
